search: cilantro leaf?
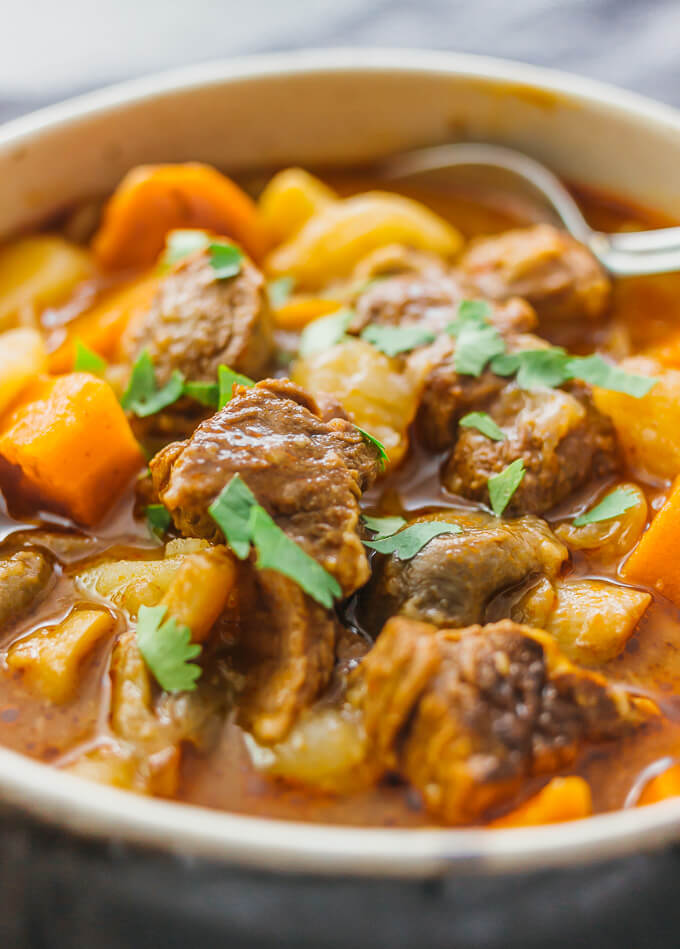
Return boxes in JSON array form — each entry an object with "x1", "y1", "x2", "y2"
[
  {"x1": 250, "y1": 505, "x2": 342, "y2": 608},
  {"x1": 74, "y1": 340, "x2": 107, "y2": 375},
  {"x1": 355, "y1": 426, "x2": 389, "y2": 471},
  {"x1": 360, "y1": 323, "x2": 436, "y2": 357},
  {"x1": 183, "y1": 380, "x2": 220, "y2": 409},
  {"x1": 447, "y1": 299, "x2": 493, "y2": 333},
  {"x1": 459, "y1": 411, "x2": 506, "y2": 441},
  {"x1": 566, "y1": 354, "x2": 657, "y2": 397},
  {"x1": 120, "y1": 350, "x2": 185, "y2": 417},
  {"x1": 491, "y1": 348, "x2": 571, "y2": 390},
  {"x1": 160, "y1": 229, "x2": 211, "y2": 270},
  {"x1": 361, "y1": 513, "x2": 407, "y2": 539},
  {"x1": 573, "y1": 486, "x2": 640, "y2": 526},
  {"x1": 453, "y1": 320, "x2": 506, "y2": 376},
  {"x1": 488, "y1": 459, "x2": 526, "y2": 516},
  {"x1": 298, "y1": 308, "x2": 353, "y2": 357},
  {"x1": 208, "y1": 474, "x2": 258, "y2": 560},
  {"x1": 146, "y1": 503, "x2": 172, "y2": 538},
  {"x1": 267, "y1": 276, "x2": 295, "y2": 308},
  {"x1": 136, "y1": 604, "x2": 202, "y2": 693},
  {"x1": 218, "y1": 365, "x2": 255, "y2": 409},
  {"x1": 209, "y1": 241, "x2": 243, "y2": 280},
  {"x1": 364, "y1": 521, "x2": 462, "y2": 560}
]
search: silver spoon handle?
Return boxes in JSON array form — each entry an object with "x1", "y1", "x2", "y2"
[{"x1": 607, "y1": 227, "x2": 680, "y2": 254}]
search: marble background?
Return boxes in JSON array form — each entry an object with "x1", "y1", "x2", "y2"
[{"x1": 0, "y1": 0, "x2": 679, "y2": 122}]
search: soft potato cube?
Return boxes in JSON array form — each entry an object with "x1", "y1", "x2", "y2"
[
  {"x1": 555, "y1": 483, "x2": 648, "y2": 560},
  {"x1": 258, "y1": 168, "x2": 337, "y2": 244},
  {"x1": 0, "y1": 328, "x2": 47, "y2": 417},
  {"x1": 7, "y1": 608, "x2": 114, "y2": 703},
  {"x1": 64, "y1": 742, "x2": 139, "y2": 789},
  {"x1": 0, "y1": 373, "x2": 144, "y2": 525},
  {"x1": 0, "y1": 235, "x2": 92, "y2": 330},
  {"x1": 293, "y1": 338, "x2": 421, "y2": 466},
  {"x1": 160, "y1": 546, "x2": 236, "y2": 642},
  {"x1": 593, "y1": 357, "x2": 680, "y2": 480},
  {"x1": 266, "y1": 191, "x2": 462, "y2": 289}
]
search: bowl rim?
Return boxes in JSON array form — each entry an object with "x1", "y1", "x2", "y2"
[{"x1": 2, "y1": 47, "x2": 680, "y2": 878}]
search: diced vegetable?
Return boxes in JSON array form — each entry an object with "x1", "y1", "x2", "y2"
[
  {"x1": 593, "y1": 356, "x2": 680, "y2": 480},
  {"x1": 266, "y1": 191, "x2": 463, "y2": 289},
  {"x1": 6, "y1": 608, "x2": 114, "y2": 702},
  {"x1": 556, "y1": 483, "x2": 647, "y2": 560},
  {"x1": 272, "y1": 295, "x2": 343, "y2": 331},
  {"x1": 637, "y1": 763, "x2": 680, "y2": 806},
  {"x1": 258, "y1": 168, "x2": 338, "y2": 243},
  {"x1": 48, "y1": 272, "x2": 159, "y2": 373},
  {"x1": 489, "y1": 777, "x2": 592, "y2": 828},
  {"x1": 623, "y1": 476, "x2": 680, "y2": 605},
  {"x1": 0, "y1": 373, "x2": 144, "y2": 525},
  {"x1": 0, "y1": 235, "x2": 92, "y2": 331},
  {"x1": 0, "y1": 328, "x2": 47, "y2": 416},
  {"x1": 92, "y1": 163, "x2": 271, "y2": 269},
  {"x1": 293, "y1": 337, "x2": 422, "y2": 466},
  {"x1": 159, "y1": 546, "x2": 236, "y2": 643}
]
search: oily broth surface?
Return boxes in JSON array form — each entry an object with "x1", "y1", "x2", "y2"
[{"x1": 1, "y1": 177, "x2": 680, "y2": 825}]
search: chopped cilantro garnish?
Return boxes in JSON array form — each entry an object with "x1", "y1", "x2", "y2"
[
  {"x1": 267, "y1": 276, "x2": 295, "y2": 308},
  {"x1": 354, "y1": 425, "x2": 389, "y2": 471},
  {"x1": 447, "y1": 299, "x2": 493, "y2": 333},
  {"x1": 160, "y1": 229, "x2": 211, "y2": 270},
  {"x1": 360, "y1": 323, "x2": 436, "y2": 357},
  {"x1": 573, "y1": 486, "x2": 640, "y2": 526},
  {"x1": 453, "y1": 320, "x2": 505, "y2": 376},
  {"x1": 218, "y1": 365, "x2": 255, "y2": 409},
  {"x1": 361, "y1": 513, "x2": 407, "y2": 539},
  {"x1": 209, "y1": 241, "x2": 243, "y2": 279},
  {"x1": 136, "y1": 604, "x2": 202, "y2": 693},
  {"x1": 183, "y1": 380, "x2": 220, "y2": 409},
  {"x1": 566, "y1": 354, "x2": 657, "y2": 397},
  {"x1": 364, "y1": 521, "x2": 462, "y2": 560},
  {"x1": 298, "y1": 308, "x2": 353, "y2": 357},
  {"x1": 459, "y1": 411, "x2": 506, "y2": 441},
  {"x1": 145, "y1": 503, "x2": 172, "y2": 538},
  {"x1": 491, "y1": 348, "x2": 572, "y2": 390},
  {"x1": 488, "y1": 459, "x2": 526, "y2": 516},
  {"x1": 73, "y1": 340, "x2": 107, "y2": 375},
  {"x1": 120, "y1": 350, "x2": 185, "y2": 417},
  {"x1": 207, "y1": 474, "x2": 342, "y2": 608}
]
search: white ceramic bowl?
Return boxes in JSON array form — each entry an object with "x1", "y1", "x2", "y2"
[{"x1": 1, "y1": 49, "x2": 680, "y2": 878}]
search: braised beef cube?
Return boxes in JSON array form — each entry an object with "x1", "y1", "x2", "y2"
[{"x1": 0, "y1": 549, "x2": 53, "y2": 633}]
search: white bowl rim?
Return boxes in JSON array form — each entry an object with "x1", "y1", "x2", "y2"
[{"x1": 2, "y1": 47, "x2": 680, "y2": 878}]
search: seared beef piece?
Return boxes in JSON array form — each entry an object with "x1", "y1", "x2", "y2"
[
  {"x1": 360, "y1": 511, "x2": 567, "y2": 632},
  {"x1": 349, "y1": 617, "x2": 649, "y2": 824},
  {"x1": 123, "y1": 247, "x2": 274, "y2": 384},
  {"x1": 151, "y1": 378, "x2": 381, "y2": 595},
  {"x1": 352, "y1": 271, "x2": 537, "y2": 336},
  {"x1": 459, "y1": 224, "x2": 611, "y2": 323},
  {"x1": 0, "y1": 549, "x2": 53, "y2": 633},
  {"x1": 444, "y1": 383, "x2": 619, "y2": 516}
]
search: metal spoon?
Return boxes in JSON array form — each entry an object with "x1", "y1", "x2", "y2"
[{"x1": 382, "y1": 143, "x2": 680, "y2": 276}]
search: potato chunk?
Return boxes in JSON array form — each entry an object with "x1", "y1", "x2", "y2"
[
  {"x1": 593, "y1": 357, "x2": 680, "y2": 480},
  {"x1": 0, "y1": 328, "x2": 47, "y2": 416},
  {"x1": 293, "y1": 337, "x2": 421, "y2": 466},
  {"x1": 6, "y1": 608, "x2": 114, "y2": 702},
  {"x1": 159, "y1": 545, "x2": 236, "y2": 642},
  {"x1": 258, "y1": 168, "x2": 337, "y2": 243},
  {"x1": 555, "y1": 483, "x2": 648, "y2": 560}
]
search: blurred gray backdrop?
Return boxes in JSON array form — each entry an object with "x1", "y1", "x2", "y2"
[{"x1": 0, "y1": 0, "x2": 679, "y2": 121}]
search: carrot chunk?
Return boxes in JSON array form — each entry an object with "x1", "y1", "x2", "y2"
[
  {"x1": 0, "y1": 373, "x2": 144, "y2": 525},
  {"x1": 637, "y1": 763, "x2": 680, "y2": 806},
  {"x1": 488, "y1": 777, "x2": 592, "y2": 828},
  {"x1": 92, "y1": 163, "x2": 271, "y2": 269},
  {"x1": 623, "y1": 477, "x2": 680, "y2": 605}
]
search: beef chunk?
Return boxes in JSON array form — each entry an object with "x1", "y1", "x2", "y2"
[
  {"x1": 349, "y1": 617, "x2": 649, "y2": 824},
  {"x1": 459, "y1": 224, "x2": 611, "y2": 323},
  {"x1": 0, "y1": 549, "x2": 53, "y2": 633},
  {"x1": 123, "y1": 246, "x2": 274, "y2": 384},
  {"x1": 151, "y1": 379, "x2": 381, "y2": 595},
  {"x1": 352, "y1": 271, "x2": 537, "y2": 336},
  {"x1": 360, "y1": 511, "x2": 567, "y2": 632},
  {"x1": 444, "y1": 383, "x2": 619, "y2": 516}
]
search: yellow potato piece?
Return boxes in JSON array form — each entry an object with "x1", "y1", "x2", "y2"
[
  {"x1": 266, "y1": 191, "x2": 463, "y2": 289},
  {"x1": 593, "y1": 357, "x2": 680, "y2": 480},
  {"x1": 259, "y1": 168, "x2": 338, "y2": 244},
  {"x1": 293, "y1": 337, "x2": 422, "y2": 466},
  {"x1": 0, "y1": 235, "x2": 92, "y2": 331},
  {"x1": 555, "y1": 483, "x2": 647, "y2": 560},
  {"x1": 7, "y1": 608, "x2": 114, "y2": 703},
  {"x1": 160, "y1": 546, "x2": 236, "y2": 642},
  {"x1": 0, "y1": 328, "x2": 47, "y2": 417}
]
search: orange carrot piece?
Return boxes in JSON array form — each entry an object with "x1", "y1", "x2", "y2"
[
  {"x1": 637, "y1": 763, "x2": 680, "y2": 806},
  {"x1": 488, "y1": 777, "x2": 593, "y2": 828},
  {"x1": 623, "y1": 477, "x2": 680, "y2": 605},
  {"x1": 92, "y1": 163, "x2": 271, "y2": 269},
  {"x1": 0, "y1": 373, "x2": 144, "y2": 525},
  {"x1": 48, "y1": 273, "x2": 159, "y2": 373},
  {"x1": 273, "y1": 296, "x2": 343, "y2": 331}
]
